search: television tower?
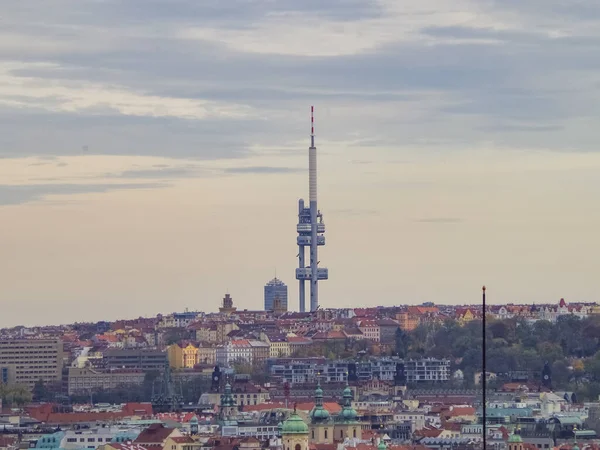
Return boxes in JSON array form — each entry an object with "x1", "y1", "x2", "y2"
[{"x1": 296, "y1": 106, "x2": 328, "y2": 312}]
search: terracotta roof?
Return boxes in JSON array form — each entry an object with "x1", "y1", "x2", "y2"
[
  {"x1": 134, "y1": 423, "x2": 175, "y2": 444},
  {"x1": 238, "y1": 402, "x2": 286, "y2": 412},
  {"x1": 415, "y1": 427, "x2": 443, "y2": 438},
  {"x1": 294, "y1": 402, "x2": 342, "y2": 414},
  {"x1": 443, "y1": 406, "x2": 476, "y2": 417},
  {"x1": 170, "y1": 437, "x2": 194, "y2": 444}
]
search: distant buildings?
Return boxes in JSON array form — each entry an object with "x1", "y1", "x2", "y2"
[
  {"x1": 0, "y1": 338, "x2": 63, "y2": 389},
  {"x1": 104, "y1": 349, "x2": 167, "y2": 372},
  {"x1": 264, "y1": 277, "x2": 288, "y2": 312},
  {"x1": 269, "y1": 358, "x2": 450, "y2": 384},
  {"x1": 67, "y1": 366, "x2": 145, "y2": 395}
]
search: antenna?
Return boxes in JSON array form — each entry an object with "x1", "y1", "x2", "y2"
[{"x1": 310, "y1": 106, "x2": 315, "y2": 148}]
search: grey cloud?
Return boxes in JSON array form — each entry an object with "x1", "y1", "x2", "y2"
[
  {"x1": 109, "y1": 166, "x2": 208, "y2": 179},
  {"x1": 0, "y1": 183, "x2": 166, "y2": 206},
  {"x1": 1, "y1": 0, "x2": 600, "y2": 159}
]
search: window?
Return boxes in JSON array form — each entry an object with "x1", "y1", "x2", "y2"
[
  {"x1": 324, "y1": 430, "x2": 328, "y2": 439},
  {"x1": 312, "y1": 430, "x2": 315, "y2": 439},
  {"x1": 295, "y1": 445, "x2": 301, "y2": 450},
  {"x1": 353, "y1": 429, "x2": 356, "y2": 438}
]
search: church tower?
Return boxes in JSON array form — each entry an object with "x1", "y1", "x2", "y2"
[
  {"x1": 281, "y1": 407, "x2": 309, "y2": 450},
  {"x1": 219, "y1": 382, "x2": 236, "y2": 420},
  {"x1": 309, "y1": 380, "x2": 333, "y2": 443},
  {"x1": 334, "y1": 384, "x2": 361, "y2": 441},
  {"x1": 507, "y1": 428, "x2": 523, "y2": 450}
]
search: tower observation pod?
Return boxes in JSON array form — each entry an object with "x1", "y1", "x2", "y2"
[{"x1": 296, "y1": 106, "x2": 328, "y2": 312}]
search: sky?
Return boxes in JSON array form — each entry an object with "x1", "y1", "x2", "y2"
[{"x1": 2, "y1": 0, "x2": 600, "y2": 327}]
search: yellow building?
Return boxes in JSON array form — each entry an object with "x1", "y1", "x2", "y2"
[
  {"x1": 308, "y1": 383, "x2": 362, "y2": 444},
  {"x1": 167, "y1": 342, "x2": 200, "y2": 369},
  {"x1": 261, "y1": 333, "x2": 291, "y2": 358},
  {"x1": 281, "y1": 410, "x2": 310, "y2": 450},
  {"x1": 457, "y1": 308, "x2": 475, "y2": 325}
]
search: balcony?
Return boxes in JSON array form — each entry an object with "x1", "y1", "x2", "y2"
[
  {"x1": 295, "y1": 267, "x2": 329, "y2": 280},
  {"x1": 297, "y1": 223, "x2": 326, "y2": 233},
  {"x1": 297, "y1": 236, "x2": 325, "y2": 246}
]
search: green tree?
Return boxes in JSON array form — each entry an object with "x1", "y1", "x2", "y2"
[{"x1": 33, "y1": 379, "x2": 50, "y2": 402}]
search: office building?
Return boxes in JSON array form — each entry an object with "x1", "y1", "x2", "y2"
[
  {"x1": 264, "y1": 277, "x2": 288, "y2": 311},
  {"x1": 103, "y1": 349, "x2": 167, "y2": 372},
  {"x1": 0, "y1": 338, "x2": 63, "y2": 389}
]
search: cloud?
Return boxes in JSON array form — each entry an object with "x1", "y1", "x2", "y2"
[
  {"x1": 223, "y1": 166, "x2": 303, "y2": 175},
  {"x1": 0, "y1": 0, "x2": 600, "y2": 162},
  {"x1": 109, "y1": 166, "x2": 208, "y2": 179},
  {"x1": 413, "y1": 217, "x2": 463, "y2": 224},
  {"x1": 0, "y1": 182, "x2": 165, "y2": 205}
]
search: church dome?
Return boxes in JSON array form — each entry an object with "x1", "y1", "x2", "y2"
[
  {"x1": 378, "y1": 441, "x2": 387, "y2": 450},
  {"x1": 282, "y1": 413, "x2": 309, "y2": 434},
  {"x1": 310, "y1": 406, "x2": 330, "y2": 421},
  {"x1": 341, "y1": 406, "x2": 358, "y2": 421}
]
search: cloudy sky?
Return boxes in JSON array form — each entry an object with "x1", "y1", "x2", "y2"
[{"x1": 2, "y1": 0, "x2": 600, "y2": 327}]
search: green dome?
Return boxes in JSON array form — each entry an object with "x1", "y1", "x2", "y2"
[
  {"x1": 378, "y1": 441, "x2": 387, "y2": 450},
  {"x1": 310, "y1": 406, "x2": 330, "y2": 421},
  {"x1": 508, "y1": 433, "x2": 523, "y2": 443},
  {"x1": 282, "y1": 413, "x2": 309, "y2": 434},
  {"x1": 315, "y1": 385, "x2": 323, "y2": 397},
  {"x1": 342, "y1": 385, "x2": 353, "y2": 398},
  {"x1": 341, "y1": 406, "x2": 358, "y2": 421}
]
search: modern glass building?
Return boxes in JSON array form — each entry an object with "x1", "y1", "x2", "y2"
[{"x1": 264, "y1": 277, "x2": 288, "y2": 311}]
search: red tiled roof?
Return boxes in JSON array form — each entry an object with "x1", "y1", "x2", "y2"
[
  {"x1": 242, "y1": 403, "x2": 287, "y2": 412},
  {"x1": 170, "y1": 437, "x2": 194, "y2": 444},
  {"x1": 445, "y1": 406, "x2": 475, "y2": 417},
  {"x1": 134, "y1": 423, "x2": 176, "y2": 444}
]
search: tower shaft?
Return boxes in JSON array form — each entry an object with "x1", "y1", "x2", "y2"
[
  {"x1": 296, "y1": 106, "x2": 328, "y2": 312},
  {"x1": 309, "y1": 144, "x2": 318, "y2": 312}
]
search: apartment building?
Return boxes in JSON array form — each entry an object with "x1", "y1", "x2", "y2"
[
  {"x1": 103, "y1": 349, "x2": 167, "y2": 372},
  {"x1": 0, "y1": 338, "x2": 63, "y2": 389},
  {"x1": 269, "y1": 358, "x2": 450, "y2": 384},
  {"x1": 67, "y1": 366, "x2": 145, "y2": 395}
]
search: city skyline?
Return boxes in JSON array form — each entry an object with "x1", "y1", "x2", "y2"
[{"x1": 2, "y1": 1, "x2": 600, "y2": 327}]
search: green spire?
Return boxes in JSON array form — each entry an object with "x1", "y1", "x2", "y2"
[
  {"x1": 221, "y1": 382, "x2": 234, "y2": 407},
  {"x1": 339, "y1": 383, "x2": 358, "y2": 422},
  {"x1": 310, "y1": 379, "x2": 330, "y2": 422}
]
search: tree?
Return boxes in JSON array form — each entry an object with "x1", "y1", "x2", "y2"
[
  {"x1": 1, "y1": 384, "x2": 32, "y2": 407},
  {"x1": 33, "y1": 379, "x2": 51, "y2": 402},
  {"x1": 395, "y1": 328, "x2": 410, "y2": 358}
]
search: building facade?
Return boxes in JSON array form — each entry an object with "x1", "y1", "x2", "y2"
[
  {"x1": 67, "y1": 366, "x2": 145, "y2": 395},
  {"x1": 103, "y1": 349, "x2": 167, "y2": 372},
  {"x1": 269, "y1": 358, "x2": 450, "y2": 384},
  {"x1": 0, "y1": 338, "x2": 64, "y2": 389},
  {"x1": 264, "y1": 278, "x2": 288, "y2": 311}
]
